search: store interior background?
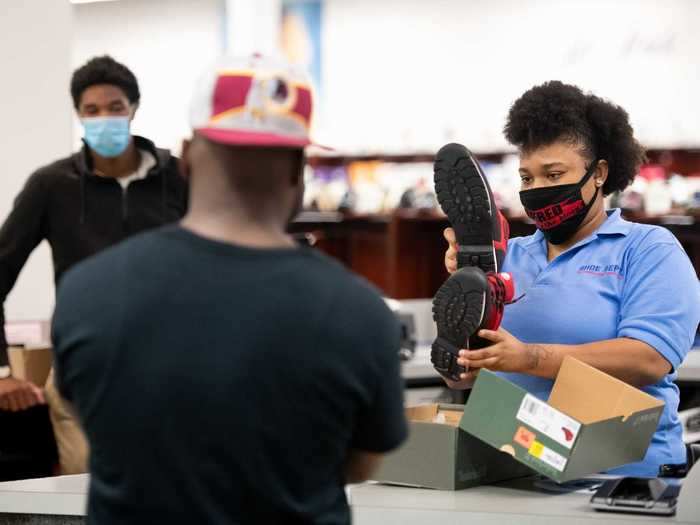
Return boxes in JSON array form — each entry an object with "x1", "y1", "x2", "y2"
[{"x1": 2, "y1": 0, "x2": 700, "y2": 326}]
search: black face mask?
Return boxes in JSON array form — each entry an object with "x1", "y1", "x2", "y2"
[{"x1": 519, "y1": 160, "x2": 600, "y2": 245}]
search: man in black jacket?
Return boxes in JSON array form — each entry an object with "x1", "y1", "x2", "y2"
[{"x1": 0, "y1": 56, "x2": 187, "y2": 476}]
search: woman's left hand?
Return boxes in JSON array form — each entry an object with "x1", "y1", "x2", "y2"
[{"x1": 458, "y1": 328, "x2": 537, "y2": 373}]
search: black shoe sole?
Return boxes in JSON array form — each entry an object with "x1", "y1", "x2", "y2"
[
  {"x1": 431, "y1": 267, "x2": 488, "y2": 382},
  {"x1": 434, "y1": 143, "x2": 498, "y2": 273}
]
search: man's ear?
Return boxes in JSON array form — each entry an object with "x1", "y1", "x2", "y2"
[
  {"x1": 179, "y1": 138, "x2": 192, "y2": 180},
  {"x1": 129, "y1": 102, "x2": 140, "y2": 123}
]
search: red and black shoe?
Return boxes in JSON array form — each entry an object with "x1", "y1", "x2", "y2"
[
  {"x1": 433, "y1": 143, "x2": 509, "y2": 273},
  {"x1": 431, "y1": 267, "x2": 514, "y2": 381}
]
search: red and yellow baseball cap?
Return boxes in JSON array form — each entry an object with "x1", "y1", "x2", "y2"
[{"x1": 189, "y1": 55, "x2": 318, "y2": 148}]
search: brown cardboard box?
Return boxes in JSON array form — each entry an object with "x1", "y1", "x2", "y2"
[{"x1": 8, "y1": 345, "x2": 53, "y2": 386}]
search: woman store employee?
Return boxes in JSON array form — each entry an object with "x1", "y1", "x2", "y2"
[{"x1": 443, "y1": 81, "x2": 700, "y2": 477}]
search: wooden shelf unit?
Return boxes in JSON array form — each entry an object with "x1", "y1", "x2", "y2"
[{"x1": 290, "y1": 210, "x2": 700, "y2": 299}]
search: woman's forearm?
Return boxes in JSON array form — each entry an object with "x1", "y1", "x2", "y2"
[{"x1": 524, "y1": 337, "x2": 672, "y2": 387}]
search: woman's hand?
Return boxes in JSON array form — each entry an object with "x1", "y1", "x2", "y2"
[
  {"x1": 458, "y1": 328, "x2": 543, "y2": 374},
  {"x1": 444, "y1": 227, "x2": 458, "y2": 274}
]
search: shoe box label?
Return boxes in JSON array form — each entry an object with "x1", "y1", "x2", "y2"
[
  {"x1": 516, "y1": 394, "x2": 581, "y2": 450},
  {"x1": 527, "y1": 440, "x2": 568, "y2": 472}
]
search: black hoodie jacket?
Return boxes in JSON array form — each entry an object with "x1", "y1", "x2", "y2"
[{"x1": 0, "y1": 136, "x2": 188, "y2": 366}]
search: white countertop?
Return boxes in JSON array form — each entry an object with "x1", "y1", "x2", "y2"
[
  {"x1": 401, "y1": 345, "x2": 440, "y2": 381},
  {"x1": 349, "y1": 481, "x2": 699, "y2": 524},
  {"x1": 1, "y1": 475, "x2": 697, "y2": 524},
  {"x1": 0, "y1": 474, "x2": 87, "y2": 516}
]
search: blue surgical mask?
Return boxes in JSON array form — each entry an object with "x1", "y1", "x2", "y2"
[{"x1": 81, "y1": 116, "x2": 131, "y2": 158}]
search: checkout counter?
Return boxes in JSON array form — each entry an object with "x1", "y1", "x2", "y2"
[
  {"x1": 0, "y1": 473, "x2": 699, "y2": 524},
  {"x1": 1, "y1": 350, "x2": 699, "y2": 523}
]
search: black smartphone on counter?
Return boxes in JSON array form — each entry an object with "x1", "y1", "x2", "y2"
[{"x1": 590, "y1": 477, "x2": 680, "y2": 516}]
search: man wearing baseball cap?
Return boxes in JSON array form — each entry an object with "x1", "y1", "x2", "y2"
[{"x1": 52, "y1": 55, "x2": 407, "y2": 524}]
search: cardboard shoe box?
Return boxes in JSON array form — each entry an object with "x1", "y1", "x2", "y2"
[
  {"x1": 8, "y1": 345, "x2": 53, "y2": 386},
  {"x1": 372, "y1": 403, "x2": 532, "y2": 490},
  {"x1": 460, "y1": 356, "x2": 664, "y2": 483}
]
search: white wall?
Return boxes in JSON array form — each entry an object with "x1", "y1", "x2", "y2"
[
  {"x1": 225, "y1": 0, "x2": 281, "y2": 56},
  {"x1": 0, "y1": 0, "x2": 73, "y2": 322},
  {"x1": 73, "y1": 0, "x2": 226, "y2": 153},
  {"x1": 321, "y1": 0, "x2": 700, "y2": 153},
  {"x1": 71, "y1": 0, "x2": 700, "y2": 154}
]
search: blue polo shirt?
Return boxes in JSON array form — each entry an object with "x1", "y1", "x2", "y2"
[{"x1": 499, "y1": 209, "x2": 700, "y2": 477}]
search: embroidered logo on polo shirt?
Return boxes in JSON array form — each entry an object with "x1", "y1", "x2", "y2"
[{"x1": 577, "y1": 264, "x2": 624, "y2": 279}]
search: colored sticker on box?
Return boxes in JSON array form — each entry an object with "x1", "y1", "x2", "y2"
[
  {"x1": 528, "y1": 441, "x2": 567, "y2": 472},
  {"x1": 514, "y1": 426, "x2": 536, "y2": 449},
  {"x1": 516, "y1": 394, "x2": 581, "y2": 449},
  {"x1": 528, "y1": 440, "x2": 544, "y2": 458}
]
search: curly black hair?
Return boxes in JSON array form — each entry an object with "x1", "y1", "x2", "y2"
[
  {"x1": 504, "y1": 81, "x2": 646, "y2": 195},
  {"x1": 70, "y1": 55, "x2": 140, "y2": 109}
]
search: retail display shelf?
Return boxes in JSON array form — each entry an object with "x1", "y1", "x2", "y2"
[{"x1": 307, "y1": 147, "x2": 700, "y2": 177}]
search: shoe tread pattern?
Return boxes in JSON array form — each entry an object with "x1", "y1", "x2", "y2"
[
  {"x1": 431, "y1": 277, "x2": 484, "y2": 380},
  {"x1": 434, "y1": 144, "x2": 496, "y2": 273}
]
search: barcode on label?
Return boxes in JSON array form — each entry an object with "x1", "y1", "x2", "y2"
[
  {"x1": 516, "y1": 394, "x2": 581, "y2": 450},
  {"x1": 522, "y1": 397, "x2": 540, "y2": 416}
]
